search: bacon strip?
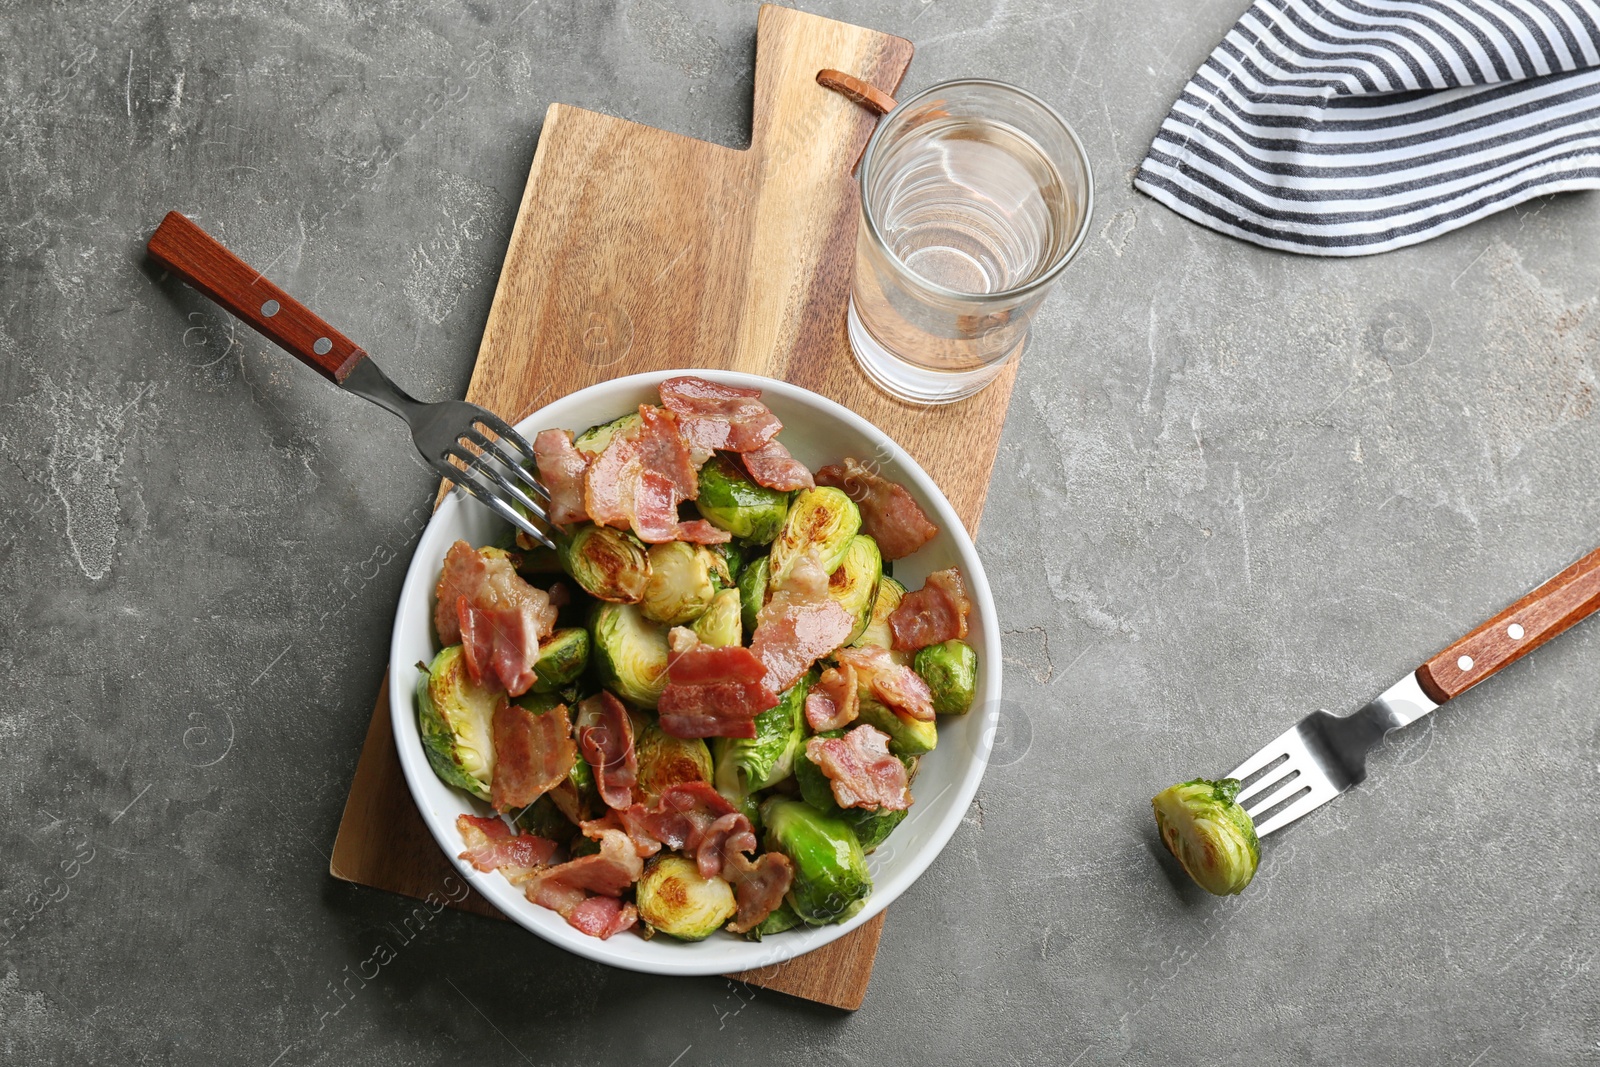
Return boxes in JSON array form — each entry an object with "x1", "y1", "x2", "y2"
[
  {"x1": 750, "y1": 551, "x2": 856, "y2": 693},
  {"x1": 524, "y1": 827, "x2": 644, "y2": 937},
  {"x1": 533, "y1": 429, "x2": 591, "y2": 527},
  {"x1": 724, "y1": 851, "x2": 795, "y2": 935},
  {"x1": 583, "y1": 406, "x2": 700, "y2": 543},
  {"x1": 456, "y1": 814, "x2": 559, "y2": 877},
  {"x1": 568, "y1": 895, "x2": 639, "y2": 940},
  {"x1": 676, "y1": 519, "x2": 733, "y2": 544},
  {"x1": 490, "y1": 699, "x2": 578, "y2": 812},
  {"x1": 659, "y1": 376, "x2": 783, "y2": 455},
  {"x1": 889, "y1": 568, "x2": 972, "y2": 652},
  {"x1": 576, "y1": 693, "x2": 638, "y2": 810},
  {"x1": 804, "y1": 664, "x2": 860, "y2": 732},
  {"x1": 806, "y1": 725, "x2": 911, "y2": 811},
  {"x1": 658, "y1": 631, "x2": 778, "y2": 740},
  {"x1": 816, "y1": 457, "x2": 938, "y2": 560},
  {"x1": 436, "y1": 540, "x2": 557, "y2": 696},
  {"x1": 836, "y1": 645, "x2": 935, "y2": 722},
  {"x1": 740, "y1": 438, "x2": 814, "y2": 492}
]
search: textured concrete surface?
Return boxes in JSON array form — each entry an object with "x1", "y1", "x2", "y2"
[{"x1": 3, "y1": 0, "x2": 1599, "y2": 1064}]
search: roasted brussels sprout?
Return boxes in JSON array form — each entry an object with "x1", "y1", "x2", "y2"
[
  {"x1": 691, "y1": 588, "x2": 743, "y2": 648},
  {"x1": 744, "y1": 901, "x2": 801, "y2": 940},
  {"x1": 850, "y1": 575, "x2": 906, "y2": 652},
  {"x1": 528, "y1": 627, "x2": 590, "y2": 693},
  {"x1": 590, "y1": 602, "x2": 672, "y2": 709},
  {"x1": 856, "y1": 698, "x2": 937, "y2": 756},
  {"x1": 1152, "y1": 778, "x2": 1260, "y2": 896},
  {"x1": 913, "y1": 639, "x2": 978, "y2": 715},
  {"x1": 513, "y1": 794, "x2": 573, "y2": 840},
  {"x1": 768, "y1": 486, "x2": 861, "y2": 584},
  {"x1": 549, "y1": 751, "x2": 599, "y2": 825},
  {"x1": 417, "y1": 646, "x2": 496, "y2": 802},
  {"x1": 794, "y1": 728, "x2": 844, "y2": 815},
  {"x1": 573, "y1": 411, "x2": 642, "y2": 456},
  {"x1": 761, "y1": 797, "x2": 872, "y2": 926},
  {"x1": 736, "y1": 555, "x2": 771, "y2": 635},
  {"x1": 632, "y1": 712, "x2": 714, "y2": 804},
  {"x1": 845, "y1": 806, "x2": 908, "y2": 854},
  {"x1": 559, "y1": 524, "x2": 651, "y2": 603},
  {"x1": 710, "y1": 540, "x2": 746, "y2": 583},
  {"x1": 828, "y1": 535, "x2": 882, "y2": 644},
  {"x1": 714, "y1": 673, "x2": 810, "y2": 807},
  {"x1": 641, "y1": 541, "x2": 718, "y2": 625},
  {"x1": 695, "y1": 455, "x2": 791, "y2": 543},
  {"x1": 635, "y1": 854, "x2": 738, "y2": 941},
  {"x1": 512, "y1": 543, "x2": 564, "y2": 574}
]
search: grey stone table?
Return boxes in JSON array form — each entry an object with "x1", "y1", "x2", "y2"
[{"x1": 3, "y1": 1, "x2": 1597, "y2": 1063}]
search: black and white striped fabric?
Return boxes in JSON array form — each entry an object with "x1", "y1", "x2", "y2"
[{"x1": 1134, "y1": 0, "x2": 1600, "y2": 255}]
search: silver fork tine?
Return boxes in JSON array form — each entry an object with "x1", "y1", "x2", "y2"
[
  {"x1": 444, "y1": 445, "x2": 552, "y2": 526},
  {"x1": 442, "y1": 463, "x2": 557, "y2": 550},
  {"x1": 1251, "y1": 783, "x2": 1340, "y2": 837},
  {"x1": 471, "y1": 413, "x2": 545, "y2": 473},
  {"x1": 462, "y1": 426, "x2": 551, "y2": 502},
  {"x1": 1226, "y1": 723, "x2": 1299, "y2": 785}
]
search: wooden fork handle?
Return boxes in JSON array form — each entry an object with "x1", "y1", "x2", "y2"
[
  {"x1": 1417, "y1": 545, "x2": 1600, "y2": 703},
  {"x1": 146, "y1": 210, "x2": 368, "y2": 383}
]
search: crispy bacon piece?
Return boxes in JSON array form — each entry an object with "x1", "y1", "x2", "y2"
[
  {"x1": 657, "y1": 631, "x2": 778, "y2": 740},
  {"x1": 436, "y1": 540, "x2": 557, "y2": 696},
  {"x1": 568, "y1": 895, "x2": 639, "y2": 939},
  {"x1": 533, "y1": 429, "x2": 591, "y2": 527},
  {"x1": 816, "y1": 457, "x2": 939, "y2": 560},
  {"x1": 579, "y1": 807, "x2": 663, "y2": 859},
  {"x1": 804, "y1": 664, "x2": 860, "y2": 732},
  {"x1": 889, "y1": 568, "x2": 972, "y2": 652},
  {"x1": 640, "y1": 782, "x2": 752, "y2": 870},
  {"x1": 583, "y1": 406, "x2": 700, "y2": 543},
  {"x1": 456, "y1": 814, "x2": 559, "y2": 877},
  {"x1": 740, "y1": 438, "x2": 814, "y2": 492},
  {"x1": 658, "y1": 376, "x2": 783, "y2": 456},
  {"x1": 675, "y1": 519, "x2": 732, "y2": 544},
  {"x1": 490, "y1": 699, "x2": 578, "y2": 812},
  {"x1": 724, "y1": 851, "x2": 795, "y2": 935},
  {"x1": 750, "y1": 551, "x2": 855, "y2": 693},
  {"x1": 524, "y1": 827, "x2": 644, "y2": 936},
  {"x1": 696, "y1": 811, "x2": 759, "y2": 880},
  {"x1": 835, "y1": 645, "x2": 936, "y2": 722},
  {"x1": 576, "y1": 693, "x2": 638, "y2": 810},
  {"x1": 806, "y1": 725, "x2": 911, "y2": 811}
]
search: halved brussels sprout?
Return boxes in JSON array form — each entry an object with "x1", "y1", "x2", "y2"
[
  {"x1": 828, "y1": 535, "x2": 882, "y2": 644},
  {"x1": 641, "y1": 541, "x2": 718, "y2": 625},
  {"x1": 635, "y1": 854, "x2": 738, "y2": 941},
  {"x1": 710, "y1": 540, "x2": 746, "y2": 584},
  {"x1": 573, "y1": 411, "x2": 642, "y2": 456},
  {"x1": 845, "y1": 806, "x2": 908, "y2": 854},
  {"x1": 856, "y1": 698, "x2": 937, "y2": 756},
  {"x1": 1152, "y1": 778, "x2": 1260, "y2": 896},
  {"x1": 691, "y1": 588, "x2": 743, "y2": 648},
  {"x1": 761, "y1": 797, "x2": 872, "y2": 926},
  {"x1": 913, "y1": 639, "x2": 977, "y2": 715},
  {"x1": 744, "y1": 901, "x2": 801, "y2": 940},
  {"x1": 558, "y1": 524, "x2": 651, "y2": 603},
  {"x1": 713, "y1": 673, "x2": 810, "y2": 809},
  {"x1": 549, "y1": 751, "x2": 599, "y2": 825},
  {"x1": 528, "y1": 628, "x2": 590, "y2": 693},
  {"x1": 768, "y1": 487, "x2": 861, "y2": 585},
  {"x1": 695, "y1": 455, "x2": 791, "y2": 544},
  {"x1": 417, "y1": 646, "x2": 496, "y2": 802},
  {"x1": 797, "y1": 734, "x2": 913, "y2": 851},
  {"x1": 590, "y1": 602, "x2": 671, "y2": 709},
  {"x1": 513, "y1": 794, "x2": 572, "y2": 839},
  {"x1": 850, "y1": 575, "x2": 907, "y2": 653},
  {"x1": 632, "y1": 711, "x2": 714, "y2": 804},
  {"x1": 794, "y1": 730, "x2": 844, "y2": 815},
  {"x1": 736, "y1": 555, "x2": 771, "y2": 636}
]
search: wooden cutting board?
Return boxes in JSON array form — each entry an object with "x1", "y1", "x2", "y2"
[{"x1": 330, "y1": 3, "x2": 1018, "y2": 1011}]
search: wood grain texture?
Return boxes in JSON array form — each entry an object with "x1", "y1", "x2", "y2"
[
  {"x1": 332, "y1": 4, "x2": 1011, "y2": 1011},
  {"x1": 1416, "y1": 545, "x2": 1600, "y2": 703}
]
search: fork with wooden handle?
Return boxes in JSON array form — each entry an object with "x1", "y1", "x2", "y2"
[
  {"x1": 1230, "y1": 544, "x2": 1600, "y2": 835},
  {"x1": 145, "y1": 211, "x2": 556, "y2": 548}
]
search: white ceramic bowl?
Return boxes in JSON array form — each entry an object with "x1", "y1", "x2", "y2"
[{"x1": 389, "y1": 370, "x2": 1001, "y2": 976}]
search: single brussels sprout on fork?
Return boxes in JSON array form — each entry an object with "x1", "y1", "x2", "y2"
[
  {"x1": 641, "y1": 541, "x2": 719, "y2": 625},
  {"x1": 913, "y1": 639, "x2": 978, "y2": 715},
  {"x1": 1152, "y1": 777, "x2": 1260, "y2": 896},
  {"x1": 635, "y1": 854, "x2": 738, "y2": 941}
]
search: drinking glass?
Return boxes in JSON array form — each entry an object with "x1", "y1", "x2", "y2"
[{"x1": 847, "y1": 80, "x2": 1094, "y2": 404}]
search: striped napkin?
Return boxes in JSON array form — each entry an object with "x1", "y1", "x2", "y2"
[{"x1": 1134, "y1": 0, "x2": 1600, "y2": 255}]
